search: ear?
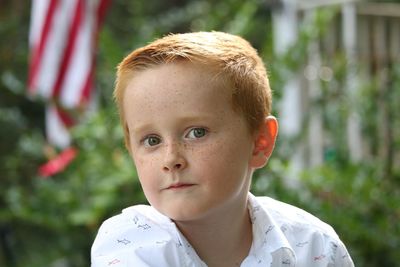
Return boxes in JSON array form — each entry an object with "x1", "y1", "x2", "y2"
[{"x1": 250, "y1": 116, "x2": 278, "y2": 169}]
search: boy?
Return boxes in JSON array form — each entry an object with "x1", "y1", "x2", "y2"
[{"x1": 91, "y1": 31, "x2": 354, "y2": 267}]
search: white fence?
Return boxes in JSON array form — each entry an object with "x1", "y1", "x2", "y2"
[{"x1": 273, "y1": 1, "x2": 400, "y2": 175}]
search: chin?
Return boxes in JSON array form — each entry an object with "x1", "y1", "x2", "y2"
[
  {"x1": 165, "y1": 211, "x2": 200, "y2": 223},
  {"x1": 159, "y1": 206, "x2": 206, "y2": 223}
]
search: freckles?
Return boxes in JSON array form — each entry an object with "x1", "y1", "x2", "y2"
[
  {"x1": 201, "y1": 141, "x2": 219, "y2": 153},
  {"x1": 145, "y1": 158, "x2": 158, "y2": 168},
  {"x1": 195, "y1": 142, "x2": 222, "y2": 165},
  {"x1": 135, "y1": 155, "x2": 156, "y2": 170}
]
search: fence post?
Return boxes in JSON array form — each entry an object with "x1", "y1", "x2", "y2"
[
  {"x1": 342, "y1": 2, "x2": 363, "y2": 162},
  {"x1": 272, "y1": 0, "x2": 305, "y2": 177},
  {"x1": 306, "y1": 9, "x2": 324, "y2": 167}
]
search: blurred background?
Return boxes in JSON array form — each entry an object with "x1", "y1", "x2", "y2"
[{"x1": 1, "y1": 0, "x2": 399, "y2": 266}]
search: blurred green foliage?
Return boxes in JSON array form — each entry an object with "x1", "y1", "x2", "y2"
[{"x1": 1, "y1": 0, "x2": 399, "y2": 266}]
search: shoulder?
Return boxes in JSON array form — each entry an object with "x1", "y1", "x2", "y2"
[
  {"x1": 95, "y1": 204, "x2": 169, "y2": 233},
  {"x1": 91, "y1": 205, "x2": 190, "y2": 267},
  {"x1": 254, "y1": 196, "x2": 337, "y2": 236},
  {"x1": 251, "y1": 195, "x2": 354, "y2": 266}
]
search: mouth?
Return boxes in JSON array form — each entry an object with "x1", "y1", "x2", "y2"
[{"x1": 166, "y1": 183, "x2": 196, "y2": 190}]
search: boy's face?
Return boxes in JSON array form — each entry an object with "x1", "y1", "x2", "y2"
[{"x1": 123, "y1": 62, "x2": 261, "y2": 222}]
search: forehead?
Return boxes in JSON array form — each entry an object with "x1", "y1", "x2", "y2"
[{"x1": 122, "y1": 62, "x2": 233, "y2": 115}]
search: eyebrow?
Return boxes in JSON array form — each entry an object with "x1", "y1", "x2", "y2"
[{"x1": 129, "y1": 114, "x2": 215, "y2": 135}]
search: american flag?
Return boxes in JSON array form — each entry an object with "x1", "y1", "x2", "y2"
[{"x1": 28, "y1": 0, "x2": 109, "y2": 148}]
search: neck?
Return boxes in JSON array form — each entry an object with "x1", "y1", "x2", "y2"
[{"x1": 174, "y1": 195, "x2": 253, "y2": 267}]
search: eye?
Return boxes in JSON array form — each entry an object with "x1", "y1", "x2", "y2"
[
  {"x1": 143, "y1": 135, "x2": 161, "y2": 147},
  {"x1": 186, "y1": 128, "x2": 207, "y2": 139}
]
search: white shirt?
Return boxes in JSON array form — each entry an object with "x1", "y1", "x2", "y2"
[{"x1": 91, "y1": 193, "x2": 354, "y2": 266}]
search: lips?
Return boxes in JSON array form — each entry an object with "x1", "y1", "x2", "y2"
[{"x1": 166, "y1": 183, "x2": 195, "y2": 190}]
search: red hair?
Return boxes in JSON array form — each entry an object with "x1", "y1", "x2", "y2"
[{"x1": 114, "y1": 31, "x2": 272, "y2": 148}]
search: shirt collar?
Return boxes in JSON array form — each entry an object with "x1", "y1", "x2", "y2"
[
  {"x1": 146, "y1": 206, "x2": 207, "y2": 266},
  {"x1": 140, "y1": 195, "x2": 297, "y2": 266},
  {"x1": 247, "y1": 193, "x2": 296, "y2": 266}
]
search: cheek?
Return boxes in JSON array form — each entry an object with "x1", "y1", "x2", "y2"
[
  {"x1": 132, "y1": 155, "x2": 158, "y2": 187},
  {"x1": 206, "y1": 137, "x2": 252, "y2": 179},
  {"x1": 193, "y1": 140, "x2": 238, "y2": 173},
  {"x1": 133, "y1": 150, "x2": 160, "y2": 169}
]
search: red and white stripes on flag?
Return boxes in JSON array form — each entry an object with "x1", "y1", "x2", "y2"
[{"x1": 28, "y1": 0, "x2": 109, "y2": 148}]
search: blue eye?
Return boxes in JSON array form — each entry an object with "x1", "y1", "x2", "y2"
[
  {"x1": 187, "y1": 128, "x2": 207, "y2": 139},
  {"x1": 143, "y1": 136, "x2": 161, "y2": 147}
]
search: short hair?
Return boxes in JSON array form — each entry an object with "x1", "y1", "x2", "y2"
[{"x1": 115, "y1": 31, "x2": 272, "y2": 148}]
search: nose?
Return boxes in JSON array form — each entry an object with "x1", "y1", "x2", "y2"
[{"x1": 162, "y1": 142, "x2": 187, "y2": 172}]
